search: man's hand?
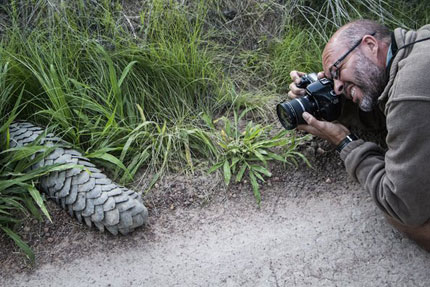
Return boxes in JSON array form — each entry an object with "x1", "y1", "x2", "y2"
[
  {"x1": 298, "y1": 112, "x2": 350, "y2": 146},
  {"x1": 288, "y1": 71, "x2": 306, "y2": 99},
  {"x1": 288, "y1": 70, "x2": 325, "y2": 99}
]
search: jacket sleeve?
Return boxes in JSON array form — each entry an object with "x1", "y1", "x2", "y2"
[{"x1": 340, "y1": 100, "x2": 430, "y2": 226}]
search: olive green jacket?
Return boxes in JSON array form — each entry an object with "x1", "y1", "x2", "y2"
[{"x1": 340, "y1": 25, "x2": 430, "y2": 226}]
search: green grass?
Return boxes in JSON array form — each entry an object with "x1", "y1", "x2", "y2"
[
  {"x1": 208, "y1": 108, "x2": 311, "y2": 204},
  {"x1": 0, "y1": 61, "x2": 81, "y2": 262},
  {"x1": 2, "y1": 0, "x2": 228, "y2": 178},
  {"x1": 0, "y1": 0, "x2": 427, "y2": 259}
]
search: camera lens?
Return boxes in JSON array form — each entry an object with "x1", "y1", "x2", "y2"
[{"x1": 276, "y1": 96, "x2": 315, "y2": 130}]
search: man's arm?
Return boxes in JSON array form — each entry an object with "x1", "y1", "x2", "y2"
[{"x1": 341, "y1": 100, "x2": 430, "y2": 226}]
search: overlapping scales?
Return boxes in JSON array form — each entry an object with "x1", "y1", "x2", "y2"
[{"x1": 8, "y1": 122, "x2": 148, "y2": 235}]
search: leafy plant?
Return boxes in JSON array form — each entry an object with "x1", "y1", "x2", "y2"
[
  {"x1": 208, "y1": 108, "x2": 310, "y2": 204},
  {"x1": 0, "y1": 135, "x2": 83, "y2": 262}
]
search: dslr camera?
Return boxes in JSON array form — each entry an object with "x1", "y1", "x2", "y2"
[{"x1": 276, "y1": 73, "x2": 342, "y2": 130}]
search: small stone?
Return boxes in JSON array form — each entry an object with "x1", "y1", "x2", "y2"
[
  {"x1": 32, "y1": 219, "x2": 38, "y2": 225},
  {"x1": 273, "y1": 177, "x2": 280, "y2": 182},
  {"x1": 317, "y1": 147, "x2": 326, "y2": 154},
  {"x1": 232, "y1": 194, "x2": 237, "y2": 198},
  {"x1": 325, "y1": 178, "x2": 332, "y2": 184},
  {"x1": 170, "y1": 204, "x2": 175, "y2": 210},
  {"x1": 154, "y1": 183, "x2": 159, "y2": 188},
  {"x1": 47, "y1": 237, "x2": 54, "y2": 243},
  {"x1": 44, "y1": 227, "x2": 49, "y2": 233},
  {"x1": 303, "y1": 147, "x2": 315, "y2": 158},
  {"x1": 24, "y1": 227, "x2": 31, "y2": 232}
]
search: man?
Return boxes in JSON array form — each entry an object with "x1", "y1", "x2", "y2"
[{"x1": 288, "y1": 19, "x2": 430, "y2": 251}]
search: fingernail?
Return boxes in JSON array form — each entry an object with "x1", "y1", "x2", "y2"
[{"x1": 302, "y1": 112, "x2": 310, "y2": 120}]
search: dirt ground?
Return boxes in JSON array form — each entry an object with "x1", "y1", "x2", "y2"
[
  {"x1": 2, "y1": 1, "x2": 429, "y2": 286},
  {"x1": 1, "y1": 139, "x2": 430, "y2": 287}
]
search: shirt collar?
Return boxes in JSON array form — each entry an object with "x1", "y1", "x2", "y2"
[{"x1": 385, "y1": 32, "x2": 398, "y2": 72}]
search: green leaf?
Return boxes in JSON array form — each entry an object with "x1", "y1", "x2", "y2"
[
  {"x1": 0, "y1": 84, "x2": 23, "y2": 135},
  {"x1": 122, "y1": 149, "x2": 150, "y2": 182},
  {"x1": 231, "y1": 157, "x2": 240, "y2": 169},
  {"x1": 118, "y1": 61, "x2": 138, "y2": 88},
  {"x1": 101, "y1": 106, "x2": 117, "y2": 136},
  {"x1": 253, "y1": 170, "x2": 265, "y2": 182},
  {"x1": 86, "y1": 152, "x2": 132, "y2": 180},
  {"x1": 235, "y1": 164, "x2": 248, "y2": 183},
  {"x1": 208, "y1": 161, "x2": 223, "y2": 173},
  {"x1": 1, "y1": 145, "x2": 46, "y2": 161},
  {"x1": 256, "y1": 149, "x2": 268, "y2": 155},
  {"x1": 200, "y1": 112, "x2": 215, "y2": 130},
  {"x1": 22, "y1": 195, "x2": 42, "y2": 221},
  {"x1": 28, "y1": 186, "x2": 51, "y2": 222},
  {"x1": 225, "y1": 118, "x2": 232, "y2": 138},
  {"x1": 1, "y1": 227, "x2": 34, "y2": 262},
  {"x1": 0, "y1": 163, "x2": 81, "y2": 192},
  {"x1": 251, "y1": 165, "x2": 272, "y2": 177},
  {"x1": 238, "y1": 107, "x2": 254, "y2": 121},
  {"x1": 223, "y1": 160, "x2": 231, "y2": 186},
  {"x1": 266, "y1": 151, "x2": 286, "y2": 162},
  {"x1": 0, "y1": 215, "x2": 20, "y2": 224},
  {"x1": 291, "y1": 151, "x2": 312, "y2": 168},
  {"x1": 249, "y1": 171, "x2": 261, "y2": 205},
  {"x1": 252, "y1": 149, "x2": 267, "y2": 165}
]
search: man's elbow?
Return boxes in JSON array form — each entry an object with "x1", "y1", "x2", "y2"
[{"x1": 385, "y1": 195, "x2": 429, "y2": 227}]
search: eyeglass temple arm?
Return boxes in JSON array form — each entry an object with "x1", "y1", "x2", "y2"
[{"x1": 331, "y1": 31, "x2": 376, "y2": 69}]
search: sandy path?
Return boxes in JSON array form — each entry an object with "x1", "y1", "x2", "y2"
[{"x1": 2, "y1": 180, "x2": 430, "y2": 287}]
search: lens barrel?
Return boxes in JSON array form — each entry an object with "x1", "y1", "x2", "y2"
[
  {"x1": 277, "y1": 73, "x2": 338, "y2": 130},
  {"x1": 276, "y1": 96, "x2": 315, "y2": 130}
]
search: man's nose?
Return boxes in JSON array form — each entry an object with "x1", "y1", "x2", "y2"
[{"x1": 333, "y1": 79, "x2": 344, "y2": 95}]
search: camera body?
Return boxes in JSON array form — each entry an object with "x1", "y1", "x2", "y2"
[{"x1": 276, "y1": 73, "x2": 342, "y2": 130}]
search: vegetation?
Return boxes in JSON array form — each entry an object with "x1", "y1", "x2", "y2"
[
  {"x1": 0, "y1": 0, "x2": 428, "y2": 259},
  {"x1": 208, "y1": 108, "x2": 310, "y2": 204}
]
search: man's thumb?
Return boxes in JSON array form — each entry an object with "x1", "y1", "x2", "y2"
[{"x1": 302, "y1": 112, "x2": 312, "y2": 124}]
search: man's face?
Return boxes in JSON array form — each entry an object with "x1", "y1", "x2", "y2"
[{"x1": 323, "y1": 42, "x2": 387, "y2": 112}]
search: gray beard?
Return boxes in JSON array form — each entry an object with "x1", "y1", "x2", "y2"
[{"x1": 352, "y1": 49, "x2": 388, "y2": 112}]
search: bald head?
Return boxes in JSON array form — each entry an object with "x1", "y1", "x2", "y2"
[{"x1": 323, "y1": 20, "x2": 391, "y2": 73}]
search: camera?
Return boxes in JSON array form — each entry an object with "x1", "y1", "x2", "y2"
[{"x1": 276, "y1": 73, "x2": 342, "y2": 130}]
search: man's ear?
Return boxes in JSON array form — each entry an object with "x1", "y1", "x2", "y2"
[{"x1": 362, "y1": 35, "x2": 378, "y2": 55}]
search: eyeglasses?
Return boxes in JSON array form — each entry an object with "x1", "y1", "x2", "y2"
[{"x1": 329, "y1": 31, "x2": 376, "y2": 80}]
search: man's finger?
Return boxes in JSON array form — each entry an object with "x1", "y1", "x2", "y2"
[
  {"x1": 289, "y1": 82, "x2": 306, "y2": 97},
  {"x1": 297, "y1": 124, "x2": 320, "y2": 135},
  {"x1": 290, "y1": 70, "x2": 305, "y2": 81},
  {"x1": 287, "y1": 91, "x2": 297, "y2": 99},
  {"x1": 302, "y1": 112, "x2": 326, "y2": 130},
  {"x1": 302, "y1": 112, "x2": 316, "y2": 125}
]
